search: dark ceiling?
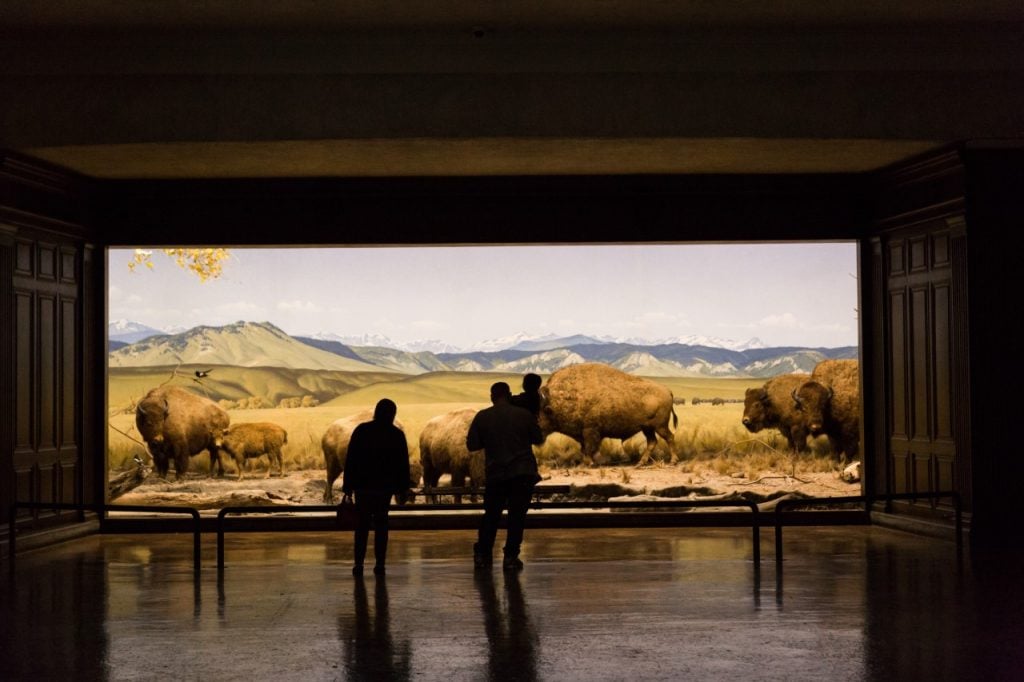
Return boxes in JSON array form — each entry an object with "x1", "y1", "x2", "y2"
[{"x1": 2, "y1": 2, "x2": 1022, "y2": 178}]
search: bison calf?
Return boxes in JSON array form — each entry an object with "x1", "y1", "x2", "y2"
[{"x1": 218, "y1": 422, "x2": 288, "y2": 480}]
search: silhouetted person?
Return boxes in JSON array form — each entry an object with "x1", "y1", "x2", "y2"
[
  {"x1": 475, "y1": 570, "x2": 539, "y2": 681},
  {"x1": 342, "y1": 398, "x2": 411, "y2": 576},
  {"x1": 341, "y1": 576, "x2": 411, "y2": 680},
  {"x1": 467, "y1": 382, "x2": 544, "y2": 570},
  {"x1": 510, "y1": 372, "x2": 542, "y2": 417}
]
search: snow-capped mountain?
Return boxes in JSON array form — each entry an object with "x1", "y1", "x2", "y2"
[
  {"x1": 305, "y1": 331, "x2": 462, "y2": 354},
  {"x1": 466, "y1": 332, "x2": 555, "y2": 353},
  {"x1": 108, "y1": 319, "x2": 167, "y2": 344},
  {"x1": 109, "y1": 320, "x2": 854, "y2": 378}
]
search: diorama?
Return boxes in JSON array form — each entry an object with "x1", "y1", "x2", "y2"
[{"x1": 105, "y1": 243, "x2": 862, "y2": 511}]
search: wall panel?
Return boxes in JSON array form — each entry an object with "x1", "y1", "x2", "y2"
[{"x1": 881, "y1": 219, "x2": 963, "y2": 513}]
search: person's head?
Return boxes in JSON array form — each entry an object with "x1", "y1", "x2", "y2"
[
  {"x1": 522, "y1": 373, "x2": 542, "y2": 393},
  {"x1": 373, "y1": 398, "x2": 397, "y2": 423},
  {"x1": 490, "y1": 382, "x2": 512, "y2": 404}
]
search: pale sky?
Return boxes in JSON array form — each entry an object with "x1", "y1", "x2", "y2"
[{"x1": 108, "y1": 243, "x2": 859, "y2": 348}]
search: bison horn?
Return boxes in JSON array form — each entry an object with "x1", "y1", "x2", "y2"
[
  {"x1": 791, "y1": 388, "x2": 801, "y2": 406},
  {"x1": 826, "y1": 386, "x2": 834, "y2": 400}
]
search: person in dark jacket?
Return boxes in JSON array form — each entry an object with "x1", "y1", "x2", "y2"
[
  {"x1": 467, "y1": 382, "x2": 544, "y2": 570},
  {"x1": 509, "y1": 372, "x2": 542, "y2": 418},
  {"x1": 342, "y1": 398, "x2": 411, "y2": 577}
]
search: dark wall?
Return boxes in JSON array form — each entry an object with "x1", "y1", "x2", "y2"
[
  {"x1": 0, "y1": 153, "x2": 98, "y2": 538},
  {"x1": 94, "y1": 174, "x2": 867, "y2": 246},
  {"x1": 963, "y1": 147, "x2": 1024, "y2": 547}
]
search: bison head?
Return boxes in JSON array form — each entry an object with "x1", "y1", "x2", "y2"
[
  {"x1": 135, "y1": 397, "x2": 170, "y2": 445},
  {"x1": 792, "y1": 382, "x2": 832, "y2": 436},
  {"x1": 537, "y1": 386, "x2": 557, "y2": 436},
  {"x1": 741, "y1": 387, "x2": 770, "y2": 432}
]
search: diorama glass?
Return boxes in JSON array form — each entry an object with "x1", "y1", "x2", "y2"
[{"x1": 106, "y1": 243, "x2": 861, "y2": 510}]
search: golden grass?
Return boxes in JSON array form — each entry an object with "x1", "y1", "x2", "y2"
[{"x1": 108, "y1": 371, "x2": 839, "y2": 477}]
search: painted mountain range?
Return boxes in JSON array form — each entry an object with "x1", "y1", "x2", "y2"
[{"x1": 108, "y1": 320, "x2": 855, "y2": 378}]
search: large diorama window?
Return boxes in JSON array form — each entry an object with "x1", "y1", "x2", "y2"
[{"x1": 106, "y1": 243, "x2": 861, "y2": 511}]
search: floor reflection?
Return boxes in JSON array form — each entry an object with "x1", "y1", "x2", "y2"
[
  {"x1": 339, "y1": 576, "x2": 412, "y2": 681},
  {"x1": 0, "y1": 551, "x2": 110, "y2": 680},
  {"x1": 475, "y1": 570, "x2": 540, "y2": 682}
]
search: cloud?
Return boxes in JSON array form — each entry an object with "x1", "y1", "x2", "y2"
[
  {"x1": 108, "y1": 285, "x2": 143, "y2": 305},
  {"x1": 757, "y1": 312, "x2": 801, "y2": 329},
  {"x1": 276, "y1": 300, "x2": 322, "y2": 313}
]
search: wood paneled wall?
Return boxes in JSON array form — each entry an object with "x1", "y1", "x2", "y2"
[
  {"x1": 869, "y1": 150, "x2": 970, "y2": 517},
  {"x1": 12, "y1": 235, "x2": 80, "y2": 512},
  {"x1": 1, "y1": 153, "x2": 93, "y2": 536}
]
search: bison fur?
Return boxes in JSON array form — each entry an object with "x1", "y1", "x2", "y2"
[
  {"x1": 321, "y1": 410, "x2": 412, "y2": 503},
  {"x1": 538, "y1": 363, "x2": 679, "y2": 466},
  {"x1": 219, "y1": 421, "x2": 288, "y2": 480},
  {"x1": 419, "y1": 408, "x2": 485, "y2": 503},
  {"x1": 742, "y1": 373, "x2": 812, "y2": 453},
  {"x1": 793, "y1": 359, "x2": 861, "y2": 465},
  {"x1": 135, "y1": 385, "x2": 230, "y2": 479}
]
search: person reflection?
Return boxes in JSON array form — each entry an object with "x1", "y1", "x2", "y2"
[
  {"x1": 340, "y1": 576, "x2": 411, "y2": 681},
  {"x1": 475, "y1": 570, "x2": 540, "y2": 681}
]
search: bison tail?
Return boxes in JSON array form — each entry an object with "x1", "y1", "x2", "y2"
[
  {"x1": 671, "y1": 405, "x2": 679, "y2": 430},
  {"x1": 283, "y1": 430, "x2": 288, "y2": 444}
]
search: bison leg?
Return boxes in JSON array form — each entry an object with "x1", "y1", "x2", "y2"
[
  {"x1": 172, "y1": 444, "x2": 190, "y2": 481},
  {"x1": 655, "y1": 424, "x2": 678, "y2": 464},
  {"x1": 451, "y1": 473, "x2": 466, "y2": 505},
  {"x1": 581, "y1": 428, "x2": 602, "y2": 466},
  {"x1": 636, "y1": 429, "x2": 658, "y2": 467},
  {"x1": 421, "y1": 459, "x2": 441, "y2": 504},
  {"x1": 787, "y1": 425, "x2": 810, "y2": 454},
  {"x1": 323, "y1": 457, "x2": 342, "y2": 504},
  {"x1": 149, "y1": 445, "x2": 170, "y2": 478}
]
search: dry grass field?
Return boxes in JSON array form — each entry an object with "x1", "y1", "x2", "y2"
[{"x1": 108, "y1": 368, "x2": 840, "y2": 482}]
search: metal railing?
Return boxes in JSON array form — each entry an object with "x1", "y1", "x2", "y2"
[
  {"x1": 773, "y1": 491, "x2": 962, "y2": 570},
  {"x1": 215, "y1": 497, "x2": 763, "y2": 571},
  {"x1": 8, "y1": 502, "x2": 203, "y2": 574}
]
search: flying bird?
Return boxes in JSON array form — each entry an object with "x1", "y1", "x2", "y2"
[{"x1": 194, "y1": 369, "x2": 213, "y2": 378}]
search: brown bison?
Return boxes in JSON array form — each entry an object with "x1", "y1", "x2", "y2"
[
  {"x1": 219, "y1": 422, "x2": 288, "y2": 480},
  {"x1": 793, "y1": 359, "x2": 861, "y2": 465},
  {"x1": 538, "y1": 363, "x2": 678, "y2": 466},
  {"x1": 419, "y1": 408, "x2": 486, "y2": 503},
  {"x1": 135, "y1": 385, "x2": 230, "y2": 479},
  {"x1": 321, "y1": 410, "x2": 414, "y2": 503},
  {"x1": 742, "y1": 373, "x2": 812, "y2": 452}
]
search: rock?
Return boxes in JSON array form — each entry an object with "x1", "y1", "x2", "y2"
[{"x1": 841, "y1": 461, "x2": 861, "y2": 483}]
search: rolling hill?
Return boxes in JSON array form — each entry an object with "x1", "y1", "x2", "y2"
[
  {"x1": 108, "y1": 321, "x2": 391, "y2": 372},
  {"x1": 108, "y1": 319, "x2": 856, "y2": 378}
]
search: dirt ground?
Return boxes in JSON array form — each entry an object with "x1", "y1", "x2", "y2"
[{"x1": 114, "y1": 462, "x2": 861, "y2": 514}]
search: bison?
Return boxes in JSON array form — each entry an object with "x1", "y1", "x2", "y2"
[
  {"x1": 792, "y1": 359, "x2": 861, "y2": 465},
  {"x1": 322, "y1": 409, "x2": 414, "y2": 503},
  {"x1": 218, "y1": 421, "x2": 288, "y2": 480},
  {"x1": 419, "y1": 408, "x2": 486, "y2": 503},
  {"x1": 135, "y1": 385, "x2": 230, "y2": 479},
  {"x1": 742, "y1": 373, "x2": 812, "y2": 452},
  {"x1": 538, "y1": 363, "x2": 678, "y2": 466}
]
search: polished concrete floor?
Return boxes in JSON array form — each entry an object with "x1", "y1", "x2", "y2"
[{"x1": 1, "y1": 525, "x2": 1021, "y2": 681}]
